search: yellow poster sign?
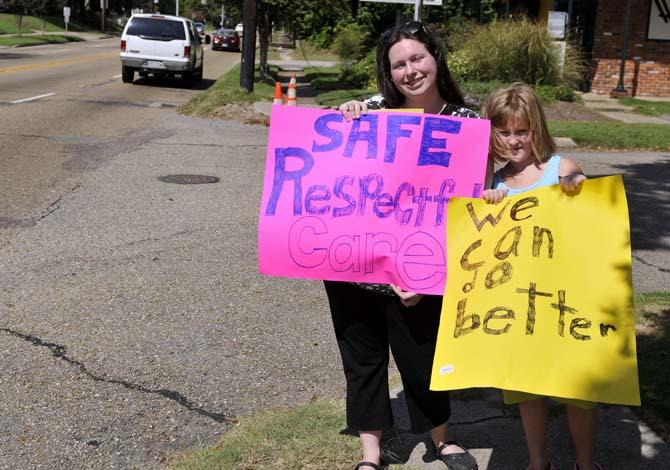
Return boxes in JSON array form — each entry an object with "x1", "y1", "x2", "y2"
[{"x1": 430, "y1": 175, "x2": 640, "y2": 406}]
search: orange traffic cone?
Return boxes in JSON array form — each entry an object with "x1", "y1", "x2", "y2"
[
  {"x1": 289, "y1": 73, "x2": 297, "y2": 88},
  {"x1": 286, "y1": 81, "x2": 297, "y2": 106},
  {"x1": 273, "y1": 82, "x2": 283, "y2": 105}
]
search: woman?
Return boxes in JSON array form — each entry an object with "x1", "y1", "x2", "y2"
[{"x1": 326, "y1": 20, "x2": 480, "y2": 470}]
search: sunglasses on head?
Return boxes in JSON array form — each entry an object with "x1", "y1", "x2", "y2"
[{"x1": 380, "y1": 21, "x2": 427, "y2": 45}]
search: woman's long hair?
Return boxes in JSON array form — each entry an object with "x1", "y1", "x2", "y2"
[{"x1": 376, "y1": 21, "x2": 465, "y2": 109}]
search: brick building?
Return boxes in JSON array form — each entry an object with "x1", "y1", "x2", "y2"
[
  {"x1": 589, "y1": 0, "x2": 670, "y2": 97},
  {"x1": 503, "y1": 0, "x2": 670, "y2": 96}
]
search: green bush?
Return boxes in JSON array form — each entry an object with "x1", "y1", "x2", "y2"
[
  {"x1": 332, "y1": 24, "x2": 369, "y2": 72},
  {"x1": 345, "y1": 50, "x2": 377, "y2": 88},
  {"x1": 535, "y1": 84, "x2": 580, "y2": 104},
  {"x1": 454, "y1": 18, "x2": 585, "y2": 87},
  {"x1": 311, "y1": 26, "x2": 334, "y2": 49}
]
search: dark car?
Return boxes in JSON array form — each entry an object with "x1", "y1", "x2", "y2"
[{"x1": 212, "y1": 28, "x2": 240, "y2": 52}]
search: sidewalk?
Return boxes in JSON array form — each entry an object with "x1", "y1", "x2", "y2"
[
  {"x1": 580, "y1": 92, "x2": 670, "y2": 125},
  {"x1": 388, "y1": 386, "x2": 670, "y2": 469},
  {"x1": 253, "y1": 44, "x2": 330, "y2": 115}
]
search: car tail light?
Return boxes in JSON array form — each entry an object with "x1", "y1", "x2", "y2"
[
  {"x1": 120, "y1": 40, "x2": 126, "y2": 52},
  {"x1": 184, "y1": 46, "x2": 191, "y2": 58}
]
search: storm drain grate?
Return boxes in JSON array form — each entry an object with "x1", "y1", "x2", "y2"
[{"x1": 158, "y1": 174, "x2": 220, "y2": 185}]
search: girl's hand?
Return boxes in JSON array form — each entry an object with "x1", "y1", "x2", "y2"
[
  {"x1": 338, "y1": 100, "x2": 368, "y2": 122},
  {"x1": 483, "y1": 188, "x2": 507, "y2": 204},
  {"x1": 558, "y1": 158, "x2": 587, "y2": 194},
  {"x1": 390, "y1": 284, "x2": 424, "y2": 307},
  {"x1": 559, "y1": 173, "x2": 587, "y2": 193}
]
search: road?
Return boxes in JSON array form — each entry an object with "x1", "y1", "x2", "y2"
[
  {"x1": 0, "y1": 37, "x2": 239, "y2": 248},
  {"x1": 0, "y1": 37, "x2": 351, "y2": 470}
]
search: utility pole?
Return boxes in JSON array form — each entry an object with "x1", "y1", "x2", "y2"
[
  {"x1": 100, "y1": 0, "x2": 106, "y2": 34},
  {"x1": 176, "y1": 0, "x2": 180, "y2": 16},
  {"x1": 612, "y1": 0, "x2": 634, "y2": 97},
  {"x1": 240, "y1": 0, "x2": 257, "y2": 92},
  {"x1": 414, "y1": 0, "x2": 423, "y2": 21}
]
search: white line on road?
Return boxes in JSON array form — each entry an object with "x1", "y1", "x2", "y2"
[
  {"x1": 11, "y1": 92, "x2": 56, "y2": 104},
  {"x1": 112, "y1": 74, "x2": 122, "y2": 78}
]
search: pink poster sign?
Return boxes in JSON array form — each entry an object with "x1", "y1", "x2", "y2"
[{"x1": 258, "y1": 105, "x2": 489, "y2": 294}]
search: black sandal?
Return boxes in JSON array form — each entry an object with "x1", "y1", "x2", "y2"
[
  {"x1": 354, "y1": 461, "x2": 386, "y2": 470},
  {"x1": 434, "y1": 441, "x2": 478, "y2": 470}
]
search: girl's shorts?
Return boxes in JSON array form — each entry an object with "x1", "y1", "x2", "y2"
[{"x1": 503, "y1": 390, "x2": 595, "y2": 410}]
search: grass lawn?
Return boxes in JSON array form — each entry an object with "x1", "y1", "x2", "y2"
[
  {"x1": 0, "y1": 13, "x2": 89, "y2": 34},
  {"x1": 619, "y1": 97, "x2": 670, "y2": 117},
  {"x1": 0, "y1": 34, "x2": 84, "y2": 47},
  {"x1": 0, "y1": 13, "x2": 31, "y2": 34},
  {"x1": 294, "y1": 40, "x2": 339, "y2": 62},
  {"x1": 304, "y1": 65, "x2": 375, "y2": 107},
  {"x1": 549, "y1": 120, "x2": 670, "y2": 150},
  {"x1": 177, "y1": 64, "x2": 278, "y2": 117},
  {"x1": 169, "y1": 400, "x2": 360, "y2": 470}
]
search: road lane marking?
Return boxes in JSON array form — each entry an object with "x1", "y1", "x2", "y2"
[
  {"x1": 0, "y1": 52, "x2": 117, "y2": 75},
  {"x1": 112, "y1": 74, "x2": 122, "y2": 78},
  {"x1": 12, "y1": 92, "x2": 56, "y2": 104}
]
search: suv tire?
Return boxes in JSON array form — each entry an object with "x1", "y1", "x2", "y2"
[
  {"x1": 182, "y1": 71, "x2": 193, "y2": 87},
  {"x1": 195, "y1": 64, "x2": 203, "y2": 82},
  {"x1": 122, "y1": 66, "x2": 135, "y2": 83}
]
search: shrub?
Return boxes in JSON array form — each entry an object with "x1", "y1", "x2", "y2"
[
  {"x1": 454, "y1": 18, "x2": 585, "y2": 87},
  {"x1": 346, "y1": 50, "x2": 377, "y2": 88},
  {"x1": 535, "y1": 84, "x2": 580, "y2": 104},
  {"x1": 311, "y1": 26, "x2": 334, "y2": 49},
  {"x1": 332, "y1": 24, "x2": 369, "y2": 72}
]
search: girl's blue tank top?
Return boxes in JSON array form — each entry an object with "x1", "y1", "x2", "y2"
[{"x1": 492, "y1": 155, "x2": 562, "y2": 196}]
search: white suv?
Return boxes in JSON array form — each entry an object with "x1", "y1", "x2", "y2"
[{"x1": 120, "y1": 14, "x2": 206, "y2": 86}]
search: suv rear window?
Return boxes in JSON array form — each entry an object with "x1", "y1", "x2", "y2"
[{"x1": 126, "y1": 17, "x2": 186, "y2": 40}]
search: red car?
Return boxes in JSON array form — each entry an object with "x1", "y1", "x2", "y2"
[{"x1": 212, "y1": 29, "x2": 240, "y2": 52}]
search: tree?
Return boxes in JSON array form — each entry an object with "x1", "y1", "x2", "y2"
[
  {"x1": 31, "y1": 0, "x2": 66, "y2": 33},
  {"x1": 3, "y1": 0, "x2": 35, "y2": 35}
]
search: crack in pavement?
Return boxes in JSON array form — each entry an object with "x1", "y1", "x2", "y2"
[
  {"x1": 634, "y1": 255, "x2": 670, "y2": 274},
  {"x1": 0, "y1": 327, "x2": 237, "y2": 424}
]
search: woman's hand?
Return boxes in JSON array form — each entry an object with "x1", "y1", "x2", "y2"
[
  {"x1": 338, "y1": 100, "x2": 368, "y2": 122},
  {"x1": 390, "y1": 284, "x2": 424, "y2": 307},
  {"x1": 482, "y1": 188, "x2": 507, "y2": 204},
  {"x1": 559, "y1": 173, "x2": 587, "y2": 193}
]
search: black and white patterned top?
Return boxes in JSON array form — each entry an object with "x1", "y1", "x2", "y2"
[
  {"x1": 352, "y1": 94, "x2": 480, "y2": 296},
  {"x1": 364, "y1": 94, "x2": 480, "y2": 119}
]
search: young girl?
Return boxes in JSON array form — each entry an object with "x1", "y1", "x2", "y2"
[{"x1": 482, "y1": 83, "x2": 603, "y2": 470}]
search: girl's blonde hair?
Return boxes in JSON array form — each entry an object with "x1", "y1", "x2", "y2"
[{"x1": 483, "y1": 82, "x2": 556, "y2": 164}]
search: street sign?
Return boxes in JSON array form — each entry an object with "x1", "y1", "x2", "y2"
[
  {"x1": 360, "y1": 0, "x2": 443, "y2": 5},
  {"x1": 63, "y1": 6, "x2": 70, "y2": 32},
  {"x1": 548, "y1": 11, "x2": 568, "y2": 39}
]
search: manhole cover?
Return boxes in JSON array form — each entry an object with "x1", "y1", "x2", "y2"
[{"x1": 158, "y1": 174, "x2": 220, "y2": 185}]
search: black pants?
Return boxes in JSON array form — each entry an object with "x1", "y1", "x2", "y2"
[{"x1": 324, "y1": 281, "x2": 451, "y2": 434}]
